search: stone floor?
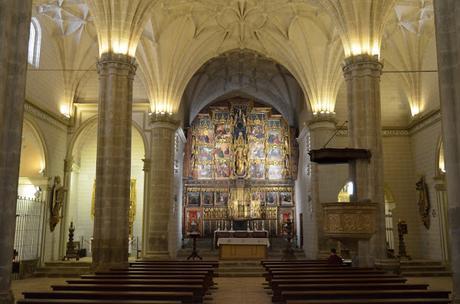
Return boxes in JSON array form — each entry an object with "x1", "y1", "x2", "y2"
[{"x1": 11, "y1": 276, "x2": 453, "y2": 304}]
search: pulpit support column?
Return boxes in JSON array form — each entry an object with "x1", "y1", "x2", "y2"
[{"x1": 343, "y1": 54, "x2": 386, "y2": 266}]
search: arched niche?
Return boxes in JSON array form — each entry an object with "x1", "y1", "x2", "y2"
[
  {"x1": 18, "y1": 119, "x2": 48, "y2": 198},
  {"x1": 65, "y1": 120, "x2": 146, "y2": 257}
]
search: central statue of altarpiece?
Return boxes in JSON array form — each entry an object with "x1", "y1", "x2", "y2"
[{"x1": 183, "y1": 98, "x2": 298, "y2": 238}]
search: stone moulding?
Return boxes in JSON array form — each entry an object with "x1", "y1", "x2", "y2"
[{"x1": 322, "y1": 202, "x2": 378, "y2": 239}]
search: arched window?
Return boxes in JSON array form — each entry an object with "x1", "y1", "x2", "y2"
[
  {"x1": 28, "y1": 18, "x2": 41, "y2": 67},
  {"x1": 438, "y1": 141, "x2": 446, "y2": 174}
]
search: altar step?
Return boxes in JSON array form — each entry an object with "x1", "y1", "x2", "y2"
[
  {"x1": 376, "y1": 259, "x2": 452, "y2": 277},
  {"x1": 34, "y1": 261, "x2": 92, "y2": 278}
]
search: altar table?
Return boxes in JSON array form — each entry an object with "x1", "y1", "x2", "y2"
[{"x1": 217, "y1": 237, "x2": 270, "y2": 260}]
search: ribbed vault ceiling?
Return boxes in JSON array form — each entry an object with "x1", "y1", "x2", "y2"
[{"x1": 26, "y1": 0, "x2": 438, "y2": 127}]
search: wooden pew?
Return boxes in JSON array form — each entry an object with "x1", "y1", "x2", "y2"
[
  {"x1": 19, "y1": 260, "x2": 219, "y2": 304},
  {"x1": 280, "y1": 290, "x2": 450, "y2": 303},
  {"x1": 51, "y1": 284, "x2": 205, "y2": 302},
  {"x1": 269, "y1": 277, "x2": 408, "y2": 289},
  {"x1": 132, "y1": 261, "x2": 218, "y2": 267},
  {"x1": 18, "y1": 300, "x2": 181, "y2": 304},
  {"x1": 271, "y1": 283, "x2": 429, "y2": 302},
  {"x1": 285, "y1": 300, "x2": 451, "y2": 304},
  {"x1": 21, "y1": 291, "x2": 196, "y2": 303}
]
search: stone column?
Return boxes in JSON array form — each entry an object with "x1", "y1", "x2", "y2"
[
  {"x1": 434, "y1": 176, "x2": 450, "y2": 263},
  {"x1": 143, "y1": 113, "x2": 178, "y2": 259},
  {"x1": 433, "y1": 2, "x2": 460, "y2": 301},
  {"x1": 308, "y1": 116, "x2": 337, "y2": 257},
  {"x1": 0, "y1": 1, "x2": 32, "y2": 303},
  {"x1": 92, "y1": 53, "x2": 136, "y2": 271},
  {"x1": 343, "y1": 54, "x2": 386, "y2": 265}
]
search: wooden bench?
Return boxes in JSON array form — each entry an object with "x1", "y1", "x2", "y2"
[
  {"x1": 271, "y1": 283, "x2": 429, "y2": 302},
  {"x1": 280, "y1": 290, "x2": 450, "y2": 303},
  {"x1": 18, "y1": 300, "x2": 181, "y2": 304},
  {"x1": 22, "y1": 291, "x2": 196, "y2": 303},
  {"x1": 51, "y1": 284, "x2": 205, "y2": 302},
  {"x1": 285, "y1": 299, "x2": 452, "y2": 304},
  {"x1": 133, "y1": 261, "x2": 218, "y2": 267},
  {"x1": 269, "y1": 277, "x2": 408, "y2": 289}
]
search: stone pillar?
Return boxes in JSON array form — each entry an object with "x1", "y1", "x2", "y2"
[
  {"x1": 433, "y1": 2, "x2": 460, "y2": 300},
  {"x1": 143, "y1": 113, "x2": 178, "y2": 259},
  {"x1": 343, "y1": 54, "x2": 386, "y2": 265},
  {"x1": 0, "y1": 1, "x2": 32, "y2": 303},
  {"x1": 434, "y1": 176, "x2": 450, "y2": 263},
  {"x1": 92, "y1": 53, "x2": 136, "y2": 271},
  {"x1": 308, "y1": 116, "x2": 337, "y2": 257}
]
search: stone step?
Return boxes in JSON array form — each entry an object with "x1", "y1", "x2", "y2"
[
  {"x1": 400, "y1": 260, "x2": 445, "y2": 266},
  {"x1": 44, "y1": 261, "x2": 91, "y2": 267},
  {"x1": 401, "y1": 265, "x2": 447, "y2": 271},
  {"x1": 401, "y1": 271, "x2": 452, "y2": 277}
]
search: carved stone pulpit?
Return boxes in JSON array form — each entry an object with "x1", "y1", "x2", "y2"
[{"x1": 322, "y1": 202, "x2": 378, "y2": 239}]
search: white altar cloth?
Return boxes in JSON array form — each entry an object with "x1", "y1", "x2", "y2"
[{"x1": 217, "y1": 237, "x2": 270, "y2": 247}]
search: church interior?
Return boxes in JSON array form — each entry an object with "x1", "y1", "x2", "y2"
[{"x1": 2, "y1": 0, "x2": 460, "y2": 303}]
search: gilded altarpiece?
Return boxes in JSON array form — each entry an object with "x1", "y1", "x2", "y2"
[{"x1": 183, "y1": 99, "x2": 298, "y2": 237}]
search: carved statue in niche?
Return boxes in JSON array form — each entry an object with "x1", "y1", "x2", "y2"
[
  {"x1": 49, "y1": 176, "x2": 67, "y2": 232},
  {"x1": 232, "y1": 108, "x2": 247, "y2": 142},
  {"x1": 234, "y1": 132, "x2": 248, "y2": 177},
  {"x1": 416, "y1": 176, "x2": 430, "y2": 229}
]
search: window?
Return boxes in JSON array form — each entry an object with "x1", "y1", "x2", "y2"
[{"x1": 28, "y1": 18, "x2": 41, "y2": 67}]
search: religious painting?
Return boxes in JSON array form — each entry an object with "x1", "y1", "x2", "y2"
[
  {"x1": 202, "y1": 192, "x2": 214, "y2": 206},
  {"x1": 215, "y1": 143, "x2": 232, "y2": 159},
  {"x1": 267, "y1": 130, "x2": 282, "y2": 144},
  {"x1": 186, "y1": 208, "x2": 202, "y2": 233},
  {"x1": 266, "y1": 192, "x2": 278, "y2": 205},
  {"x1": 267, "y1": 146, "x2": 283, "y2": 160},
  {"x1": 215, "y1": 160, "x2": 231, "y2": 179},
  {"x1": 197, "y1": 164, "x2": 212, "y2": 179},
  {"x1": 249, "y1": 142, "x2": 265, "y2": 159},
  {"x1": 279, "y1": 208, "x2": 294, "y2": 232},
  {"x1": 213, "y1": 111, "x2": 230, "y2": 122},
  {"x1": 268, "y1": 119, "x2": 282, "y2": 129},
  {"x1": 250, "y1": 125, "x2": 265, "y2": 140},
  {"x1": 280, "y1": 192, "x2": 293, "y2": 206},
  {"x1": 187, "y1": 192, "x2": 201, "y2": 206},
  {"x1": 198, "y1": 146, "x2": 213, "y2": 161},
  {"x1": 215, "y1": 192, "x2": 229, "y2": 206},
  {"x1": 268, "y1": 165, "x2": 284, "y2": 180},
  {"x1": 251, "y1": 191, "x2": 265, "y2": 206},
  {"x1": 197, "y1": 131, "x2": 213, "y2": 144},
  {"x1": 215, "y1": 124, "x2": 232, "y2": 141},
  {"x1": 250, "y1": 162, "x2": 265, "y2": 179}
]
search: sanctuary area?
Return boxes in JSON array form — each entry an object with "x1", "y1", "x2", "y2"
[{"x1": 1, "y1": 0, "x2": 460, "y2": 304}]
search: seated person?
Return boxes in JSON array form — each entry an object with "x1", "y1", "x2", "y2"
[{"x1": 327, "y1": 248, "x2": 343, "y2": 265}]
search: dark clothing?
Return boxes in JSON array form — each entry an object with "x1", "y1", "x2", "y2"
[{"x1": 327, "y1": 254, "x2": 343, "y2": 265}]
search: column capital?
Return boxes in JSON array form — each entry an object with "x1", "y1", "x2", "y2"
[
  {"x1": 150, "y1": 113, "x2": 180, "y2": 130},
  {"x1": 97, "y1": 52, "x2": 137, "y2": 76},
  {"x1": 342, "y1": 54, "x2": 383, "y2": 78},
  {"x1": 142, "y1": 158, "x2": 151, "y2": 172},
  {"x1": 307, "y1": 114, "x2": 337, "y2": 131}
]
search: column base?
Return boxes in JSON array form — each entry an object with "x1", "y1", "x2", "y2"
[
  {"x1": 92, "y1": 261, "x2": 129, "y2": 272},
  {"x1": 352, "y1": 240, "x2": 374, "y2": 268},
  {"x1": 142, "y1": 251, "x2": 171, "y2": 260},
  {"x1": 0, "y1": 290, "x2": 14, "y2": 304}
]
